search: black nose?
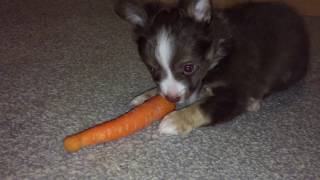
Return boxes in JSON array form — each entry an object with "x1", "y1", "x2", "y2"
[{"x1": 165, "y1": 95, "x2": 180, "y2": 103}]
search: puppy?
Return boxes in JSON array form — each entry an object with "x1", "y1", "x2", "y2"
[{"x1": 115, "y1": 0, "x2": 309, "y2": 135}]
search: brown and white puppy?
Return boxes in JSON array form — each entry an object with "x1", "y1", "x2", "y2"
[{"x1": 115, "y1": 0, "x2": 309, "y2": 135}]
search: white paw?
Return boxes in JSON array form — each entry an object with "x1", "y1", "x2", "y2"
[
  {"x1": 129, "y1": 94, "x2": 149, "y2": 107},
  {"x1": 159, "y1": 111, "x2": 192, "y2": 135},
  {"x1": 159, "y1": 115, "x2": 179, "y2": 135},
  {"x1": 247, "y1": 98, "x2": 261, "y2": 112}
]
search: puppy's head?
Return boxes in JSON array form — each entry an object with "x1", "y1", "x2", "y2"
[{"x1": 116, "y1": 0, "x2": 221, "y2": 104}]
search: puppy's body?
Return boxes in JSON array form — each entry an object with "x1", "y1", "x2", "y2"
[{"x1": 116, "y1": 0, "x2": 309, "y2": 135}]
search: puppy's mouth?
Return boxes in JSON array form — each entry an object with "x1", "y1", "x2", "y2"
[
  {"x1": 160, "y1": 92, "x2": 185, "y2": 104},
  {"x1": 163, "y1": 94, "x2": 181, "y2": 103},
  {"x1": 160, "y1": 90, "x2": 196, "y2": 106},
  {"x1": 159, "y1": 83, "x2": 202, "y2": 106}
]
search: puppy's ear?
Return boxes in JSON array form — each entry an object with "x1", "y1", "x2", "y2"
[
  {"x1": 115, "y1": 0, "x2": 147, "y2": 27},
  {"x1": 180, "y1": 0, "x2": 211, "y2": 22}
]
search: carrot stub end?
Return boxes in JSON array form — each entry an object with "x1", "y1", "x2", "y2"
[
  {"x1": 63, "y1": 95, "x2": 175, "y2": 153},
  {"x1": 64, "y1": 136, "x2": 82, "y2": 153}
]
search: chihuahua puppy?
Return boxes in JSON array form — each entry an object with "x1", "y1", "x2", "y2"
[{"x1": 115, "y1": 0, "x2": 309, "y2": 135}]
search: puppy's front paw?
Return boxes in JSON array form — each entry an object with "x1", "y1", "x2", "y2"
[
  {"x1": 159, "y1": 111, "x2": 193, "y2": 135},
  {"x1": 129, "y1": 88, "x2": 158, "y2": 107},
  {"x1": 159, "y1": 104, "x2": 211, "y2": 135},
  {"x1": 129, "y1": 94, "x2": 149, "y2": 107}
]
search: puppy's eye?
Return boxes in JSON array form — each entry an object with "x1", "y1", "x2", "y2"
[
  {"x1": 150, "y1": 67, "x2": 158, "y2": 73},
  {"x1": 183, "y1": 63, "x2": 196, "y2": 75},
  {"x1": 149, "y1": 66, "x2": 161, "y2": 81}
]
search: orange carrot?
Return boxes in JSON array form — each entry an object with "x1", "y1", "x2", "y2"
[{"x1": 64, "y1": 95, "x2": 175, "y2": 152}]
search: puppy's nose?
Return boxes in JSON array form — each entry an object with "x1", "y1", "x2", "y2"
[{"x1": 165, "y1": 95, "x2": 180, "y2": 103}]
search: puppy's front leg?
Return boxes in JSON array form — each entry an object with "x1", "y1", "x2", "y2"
[
  {"x1": 159, "y1": 86, "x2": 246, "y2": 135},
  {"x1": 130, "y1": 88, "x2": 158, "y2": 106},
  {"x1": 159, "y1": 103, "x2": 211, "y2": 135}
]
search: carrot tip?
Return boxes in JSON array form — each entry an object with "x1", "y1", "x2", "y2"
[{"x1": 64, "y1": 136, "x2": 82, "y2": 153}]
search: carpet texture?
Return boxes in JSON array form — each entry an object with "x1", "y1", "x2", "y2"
[{"x1": 1, "y1": 1, "x2": 319, "y2": 179}]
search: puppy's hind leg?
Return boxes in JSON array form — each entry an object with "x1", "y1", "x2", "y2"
[{"x1": 246, "y1": 97, "x2": 261, "y2": 112}]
